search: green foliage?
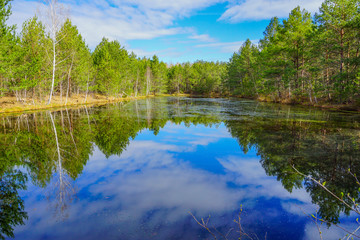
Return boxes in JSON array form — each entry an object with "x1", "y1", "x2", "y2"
[
  {"x1": 226, "y1": 39, "x2": 260, "y2": 97},
  {"x1": 92, "y1": 38, "x2": 128, "y2": 96},
  {"x1": 57, "y1": 19, "x2": 93, "y2": 97},
  {"x1": 0, "y1": 0, "x2": 359, "y2": 104},
  {"x1": 150, "y1": 55, "x2": 167, "y2": 94},
  {"x1": 167, "y1": 61, "x2": 226, "y2": 95},
  {"x1": 16, "y1": 16, "x2": 48, "y2": 96},
  {"x1": 225, "y1": 2, "x2": 360, "y2": 104},
  {"x1": 0, "y1": 170, "x2": 28, "y2": 240},
  {"x1": 0, "y1": 0, "x2": 16, "y2": 96}
]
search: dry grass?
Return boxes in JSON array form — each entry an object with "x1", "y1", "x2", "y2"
[
  {"x1": 256, "y1": 95, "x2": 360, "y2": 112},
  {"x1": 0, "y1": 94, "x2": 150, "y2": 114},
  {"x1": 0, "y1": 93, "x2": 190, "y2": 114}
]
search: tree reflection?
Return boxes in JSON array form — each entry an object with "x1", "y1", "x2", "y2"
[
  {"x1": 46, "y1": 111, "x2": 76, "y2": 221},
  {"x1": 0, "y1": 170, "x2": 28, "y2": 240},
  {"x1": 225, "y1": 116, "x2": 360, "y2": 223},
  {"x1": 0, "y1": 97, "x2": 223, "y2": 238},
  {"x1": 0, "y1": 97, "x2": 359, "y2": 238}
]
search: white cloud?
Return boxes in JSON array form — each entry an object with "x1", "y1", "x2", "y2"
[
  {"x1": 17, "y1": 122, "x2": 351, "y2": 239},
  {"x1": 189, "y1": 34, "x2": 216, "y2": 42},
  {"x1": 196, "y1": 41, "x2": 245, "y2": 53},
  {"x1": 219, "y1": 0, "x2": 323, "y2": 22},
  {"x1": 303, "y1": 221, "x2": 360, "y2": 240},
  {"x1": 7, "y1": 0, "x2": 39, "y2": 29},
  {"x1": 65, "y1": 1, "x2": 184, "y2": 48},
  {"x1": 8, "y1": 0, "x2": 212, "y2": 49},
  {"x1": 195, "y1": 39, "x2": 260, "y2": 53},
  {"x1": 129, "y1": 47, "x2": 185, "y2": 59},
  {"x1": 218, "y1": 155, "x2": 312, "y2": 203},
  {"x1": 127, "y1": 48, "x2": 162, "y2": 58},
  {"x1": 121, "y1": 0, "x2": 224, "y2": 17},
  {"x1": 89, "y1": 164, "x2": 240, "y2": 219},
  {"x1": 7, "y1": 0, "x2": 326, "y2": 62}
]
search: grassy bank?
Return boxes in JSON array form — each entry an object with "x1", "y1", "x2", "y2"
[
  {"x1": 0, "y1": 94, "x2": 185, "y2": 114},
  {"x1": 255, "y1": 95, "x2": 360, "y2": 112},
  {"x1": 1, "y1": 93, "x2": 359, "y2": 115}
]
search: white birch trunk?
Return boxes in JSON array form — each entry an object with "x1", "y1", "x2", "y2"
[
  {"x1": 48, "y1": 38, "x2": 56, "y2": 105},
  {"x1": 146, "y1": 66, "x2": 151, "y2": 96}
]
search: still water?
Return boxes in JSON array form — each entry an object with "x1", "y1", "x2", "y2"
[{"x1": 1, "y1": 97, "x2": 360, "y2": 240}]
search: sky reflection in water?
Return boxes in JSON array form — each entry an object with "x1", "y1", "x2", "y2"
[{"x1": 4, "y1": 98, "x2": 360, "y2": 240}]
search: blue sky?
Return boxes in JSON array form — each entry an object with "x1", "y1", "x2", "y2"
[{"x1": 9, "y1": 0, "x2": 323, "y2": 63}]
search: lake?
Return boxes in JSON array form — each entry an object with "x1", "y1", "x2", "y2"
[{"x1": 1, "y1": 97, "x2": 360, "y2": 240}]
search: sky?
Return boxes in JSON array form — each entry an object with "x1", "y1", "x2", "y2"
[{"x1": 9, "y1": 0, "x2": 324, "y2": 63}]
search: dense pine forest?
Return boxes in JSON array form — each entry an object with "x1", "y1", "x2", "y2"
[{"x1": 0, "y1": 0, "x2": 359, "y2": 106}]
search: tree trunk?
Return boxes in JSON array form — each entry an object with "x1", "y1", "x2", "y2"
[
  {"x1": 84, "y1": 74, "x2": 89, "y2": 103},
  {"x1": 60, "y1": 82, "x2": 63, "y2": 103},
  {"x1": 135, "y1": 69, "x2": 139, "y2": 97},
  {"x1": 146, "y1": 66, "x2": 151, "y2": 96},
  {"x1": 48, "y1": 39, "x2": 56, "y2": 105},
  {"x1": 65, "y1": 57, "x2": 74, "y2": 105}
]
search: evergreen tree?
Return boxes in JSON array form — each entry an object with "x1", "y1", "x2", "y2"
[
  {"x1": 316, "y1": 0, "x2": 360, "y2": 101},
  {"x1": 17, "y1": 16, "x2": 47, "y2": 100},
  {"x1": 0, "y1": 0, "x2": 16, "y2": 96}
]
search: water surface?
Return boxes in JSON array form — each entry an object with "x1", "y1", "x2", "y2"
[{"x1": 1, "y1": 97, "x2": 360, "y2": 240}]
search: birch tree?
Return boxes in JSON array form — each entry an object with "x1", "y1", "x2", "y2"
[
  {"x1": 41, "y1": 0, "x2": 66, "y2": 104},
  {"x1": 58, "y1": 19, "x2": 90, "y2": 104}
]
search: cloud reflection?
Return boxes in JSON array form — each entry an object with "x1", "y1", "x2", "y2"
[
  {"x1": 14, "y1": 124, "x2": 326, "y2": 239},
  {"x1": 218, "y1": 156, "x2": 312, "y2": 203}
]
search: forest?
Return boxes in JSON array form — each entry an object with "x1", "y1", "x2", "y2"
[{"x1": 0, "y1": 0, "x2": 359, "y2": 106}]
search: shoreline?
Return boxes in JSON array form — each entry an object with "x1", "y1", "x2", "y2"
[
  {"x1": 0, "y1": 94, "x2": 140, "y2": 115},
  {"x1": 1, "y1": 93, "x2": 359, "y2": 115},
  {"x1": 0, "y1": 94, "x2": 188, "y2": 115},
  {"x1": 255, "y1": 96, "x2": 360, "y2": 113},
  {"x1": 190, "y1": 94, "x2": 360, "y2": 113}
]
